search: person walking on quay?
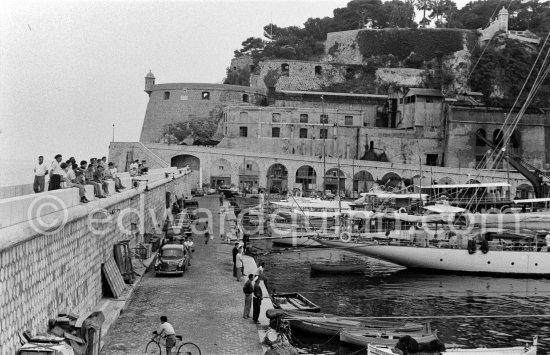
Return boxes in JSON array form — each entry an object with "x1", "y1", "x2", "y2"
[
  {"x1": 204, "y1": 221, "x2": 210, "y2": 244},
  {"x1": 33, "y1": 155, "x2": 49, "y2": 193},
  {"x1": 219, "y1": 193, "x2": 224, "y2": 206},
  {"x1": 257, "y1": 262, "x2": 268, "y2": 290},
  {"x1": 236, "y1": 246, "x2": 244, "y2": 281},
  {"x1": 232, "y1": 242, "x2": 239, "y2": 278},
  {"x1": 153, "y1": 316, "x2": 177, "y2": 355},
  {"x1": 252, "y1": 277, "x2": 263, "y2": 324},
  {"x1": 242, "y1": 274, "x2": 254, "y2": 318}
]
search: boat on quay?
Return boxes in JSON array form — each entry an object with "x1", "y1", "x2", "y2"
[
  {"x1": 315, "y1": 228, "x2": 550, "y2": 276},
  {"x1": 367, "y1": 336, "x2": 538, "y2": 355},
  {"x1": 269, "y1": 309, "x2": 431, "y2": 337},
  {"x1": 270, "y1": 291, "x2": 321, "y2": 312},
  {"x1": 340, "y1": 329, "x2": 439, "y2": 348}
]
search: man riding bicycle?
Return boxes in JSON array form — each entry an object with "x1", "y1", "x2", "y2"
[{"x1": 153, "y1": 316, "x2": 177, "y2": 355}]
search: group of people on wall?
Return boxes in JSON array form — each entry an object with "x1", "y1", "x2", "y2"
[{"x1": 33, "y1": 154, "x2": 126, "y2": 203}]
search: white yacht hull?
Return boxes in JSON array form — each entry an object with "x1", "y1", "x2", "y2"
[{"x1": 318, "y1": 239, "x2": 550, "y2": 276}]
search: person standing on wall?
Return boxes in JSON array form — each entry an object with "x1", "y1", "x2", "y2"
[
  {"x1": 236, "y1": 246, "x2": 244, "y2": 282},
  {"x1": 33, "y1": 155, "x2": 49, "y2": 193},
  {"x1": 252, "y1": 277, "x2": 263, "y2": 324},
  {"x1": 242, "y1": 274, "x2": 254, "y2": 319},
  {"x1": 232, "y1": 242, "x2": 239, "y2": 278},
  {"x1": 49, "y1": 154, "x2": 63, "y2": 190}
]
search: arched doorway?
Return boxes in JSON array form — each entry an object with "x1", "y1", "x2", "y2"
[
  {"x1": 171, "y1": 154, "x2": 201, "y2": 189},
  {"x1": 238, "y1": 160, "x2": 260, "y2": 193},
  {"x1": 267, "y1": 164, "x2": 288, "y2": 193},
  {"x1": 296, "y1": 165, "x2": 317, "y2": 195},
  {"x1": 353, "y1": 171, "x2": 374, "y2": 193},
  {"x1": 381, "y1": 172, "x2": 402, "y2": 189},
  {"x1": 171, "y1": 154, "x2": 200, "y2": 170},
  {"x1": 516, "y1": 183, "x2": 534, "y2": 199},
  {"x1": 210, "y1": 158, "x2": 232, "y2": 188},
  {"x1": 324, "y1": 168, "x2": 345, "y2": 194},
  {"x1": 438, "y1": 176, "x2": 455, "y2": 185}
]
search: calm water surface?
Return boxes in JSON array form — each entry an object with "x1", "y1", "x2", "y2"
[{"x1": 259, "y1": 247, "x2": 550, "y2": 354}]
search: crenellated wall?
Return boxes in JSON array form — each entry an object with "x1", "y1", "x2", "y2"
[{"x1": 0, "y1": 168, "x2": 191, "y2": 354}]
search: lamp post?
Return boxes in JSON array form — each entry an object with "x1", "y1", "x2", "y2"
[
  {"x1": 112, "y1": 124, "x2": 115, "y2": 142},
  {"x1": 321, "y1": 95, "x2": 326, "y2": 195}
]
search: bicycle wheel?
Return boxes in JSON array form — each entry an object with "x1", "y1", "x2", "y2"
[
  {"x1": 177, "y1": 342, "x2": 201, "y2": 355},
  {"x1": 144, "y1": 341, "x2": 162, "y2": 355}
]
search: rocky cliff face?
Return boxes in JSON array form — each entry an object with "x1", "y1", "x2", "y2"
[{"x1": 324, "y1": 28, "x2": 478, "y2": 95}]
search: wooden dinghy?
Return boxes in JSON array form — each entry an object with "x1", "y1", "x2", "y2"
[
  {"x1": 270, "y1": 292, "x2": 321, "y2": 313},
  {"x1": 367, "y1": 336, "x2": 538, "y2": 355},
  {"x1": 340, "y1": 330, "x2": 439, "y2": 347},
  {"x1": 310, "y1": 262, "x2": 364, "y2": 274}
]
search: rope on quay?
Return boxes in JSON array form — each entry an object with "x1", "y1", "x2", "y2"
[{"x1": 282, "y1": 314, "x2": 550, "y2": 320}]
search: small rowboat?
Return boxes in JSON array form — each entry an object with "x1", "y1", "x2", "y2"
[
  {"x1": 270, "y1": 292, "x2": 321, "y2": 313},
  {"x1": 310, "y1": 262, "x2": 364, "y2": 274},
  {"x1": 340, "y1": 330, "x2": 439, "y2": 347},
  {"x1": 367, "y1": 336, "x2": 538, "y2": 355}
]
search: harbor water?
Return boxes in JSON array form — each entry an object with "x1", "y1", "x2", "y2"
[{"x1": 258, "y1": 247, "x2": 550, "y2": 354}]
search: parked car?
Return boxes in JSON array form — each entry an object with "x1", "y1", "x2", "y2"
[
  {"x1": 218, "y1": 186, "x2": 240, "y2": 198},
  {"x1": 192, "y1": 188, "x2": 205, "y2": 197},
  {"x1": 154, "y1": 244, "x2": 189, "y2": 276}
]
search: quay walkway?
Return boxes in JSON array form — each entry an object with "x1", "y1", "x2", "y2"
[{"x1": 101, "y1": 195, "x2": 271, "y2": 355}]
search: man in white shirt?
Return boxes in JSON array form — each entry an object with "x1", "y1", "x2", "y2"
[
  {"x1": 154, "y1": 316, "x2": 176, "y2": 355},
  {"x1": 33, "y1": 156, "x2": 49, "y2": 193},
  {"x1": 49, "y1": 154, "x2": 63, "y2": 190},
  {"x1": 107, "y1": 162, "x2": 126, "y2": 192},
  {"x1": 60, "y1": 162, "x2": 89, "y2": 203}
]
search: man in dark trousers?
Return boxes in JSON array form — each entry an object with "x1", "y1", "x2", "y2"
[
  {"x1": 242, "y1": 274, "x2": 254, "y2": 318},
  {"x1": 232, "y1": 242, "x2": 239, "y2": 278},
  {"x1": 252, "y1": 277, "x2": 263, "y2": 324}
]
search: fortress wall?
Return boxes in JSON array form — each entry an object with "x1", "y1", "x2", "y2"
[
  {"x1": 325, "y1": 30, "x2": 363, "y2": 63},
  {"x1": 0, "y1": 169, "x2": 189, "y2": 354},
  {"x1": 250, "y1": 60, "x2": 347, "y2": 92},
  {"x1": 139, "y1": 84, "x2": 264, "y2": 144}
]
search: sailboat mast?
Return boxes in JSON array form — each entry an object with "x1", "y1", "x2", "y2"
[{"x1": 322, "y1": 95, "x2": 326, "y2": 196}]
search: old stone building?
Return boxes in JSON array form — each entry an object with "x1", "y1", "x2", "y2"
[{"x1": 140, "y1": 71, "x2": 266, "y2": 144}]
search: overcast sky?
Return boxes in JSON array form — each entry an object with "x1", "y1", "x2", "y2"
[{"x1": 0, "y1": 0, "x2": 471, "y2": 165}]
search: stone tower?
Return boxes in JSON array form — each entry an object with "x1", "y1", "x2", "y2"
[
  {"x1": 144, "y1": 70, "x2": 155, "y2": 96},
  {"x1": 498, "y1": 7, "x2": 509, "y2": 32}
]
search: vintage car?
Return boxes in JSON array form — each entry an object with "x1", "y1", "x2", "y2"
[{"x1": 154, "y1": 244, "x2": 189, "y2": 276}]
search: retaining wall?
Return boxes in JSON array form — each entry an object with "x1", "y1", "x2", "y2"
[{"x1": 0, "y1": 168, "x2": 191, "y2": 354}]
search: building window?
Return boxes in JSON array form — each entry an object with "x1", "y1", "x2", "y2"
[
  {"x1": 164, "y1": 91, "x2": 170, "y2": 100},
  {"x1": 281, "y1": 63, "x2": 289, "y2": 76},
  {"x1": 476, "y1": 129, "x2": 486, "y2": 146},
  {"x1": 240, "y1": 126, "x2": 248, "y2": 137},
  {"x1": 299, "y1": 128, "x2": 308, "y2": 138},
  {"x1": 300, "y1": 114, "x2": 308, "y2": 123},
  {"x1": 426, "y1": 154, "x2": 438, "y2": 166},
  {"x1": 219, "y1": 166, "x2": 224, "y2": 171},
  {"x1": 272, "y1": 113, "x2": 281, "y2": 122},
  {"x1": 320, "y1": 128, "x2": 328, "y2": 139},
  {"x1": 344, "y1": 116, "x2": 353, "y2": 126},
  {"x1": 242, "y1": 94, "x2": 249, "y2": 103},
  {"x1": 202, "y1": 92, "x2": 210, "y2": 100},
  {"x1": 320, "y1": 114, "x2": 328, "y2": 124},
  {"x1": 315, "y1": 66, "x2": 322, "y2": 75},
  {"x1": 399, "y1": 98, "x2": 403, "y2": 104},
  {"x1": 426, "y1": 97, "x2": 433, "y2": 103},
  {"x1": 345, "y1": 67, "x2": 355, "y2": 79},
  {"x1": 272, "y1": 127, "x2": 280, "y2": 138}
]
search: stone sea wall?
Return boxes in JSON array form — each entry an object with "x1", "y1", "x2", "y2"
[{"x1": 0, "y1": 169, "x2": 190, "y2": 354}]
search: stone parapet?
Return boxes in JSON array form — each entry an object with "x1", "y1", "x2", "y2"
[{"x1": 0, "y1": 168, "x2": 191, "y2": 354}]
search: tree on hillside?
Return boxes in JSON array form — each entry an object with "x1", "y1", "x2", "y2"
[
  {"x1": 416, "y1": 0, "x2": 433, "y2": 27},
  {"x1": 385, "y1": 0, "x2": 417, "y2": 28},
  {"x1": 332, "y1": 0, "x2": 387, "y2": 30},
  {"x1": 429, "y1": 0, "x2": 459, "y2": 27}
]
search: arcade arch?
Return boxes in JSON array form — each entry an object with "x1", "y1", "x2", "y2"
[
  {"x1": 238, "y1": 160, "x2": 260, "y2": 193},
  {"x1": 353, "y1": 170, "x2": 374, "y2": 193},
  {"x1": 295, "y1": 165, "x2": 317, "y2": 194},
  {"x1": 325, "y1": 168, "x2": 345, "y2": 194},
  {"x1": 267, "y1": 163, "x2": 288, "y2": 193},
  {"x1": 210, "y1": 158, "x2": 232, "y2": 187}
]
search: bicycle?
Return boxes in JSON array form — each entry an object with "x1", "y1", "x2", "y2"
[{"x1": 145, "y1": 332, "x2": 201, "y2": 355}]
